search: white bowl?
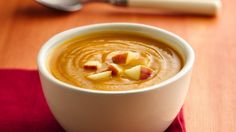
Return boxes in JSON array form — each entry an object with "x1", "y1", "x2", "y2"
[{"x1": 38, "y1": 23, "x2": 195, "y2": 132}]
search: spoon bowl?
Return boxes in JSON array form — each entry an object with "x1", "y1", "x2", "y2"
[{"x1": 36, "y1": 0, "x2": 83, "y2": 12}]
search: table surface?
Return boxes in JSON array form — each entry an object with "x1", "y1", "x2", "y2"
[{"x1": 1, "y1": 0, "x2": 235, "y2": 131}]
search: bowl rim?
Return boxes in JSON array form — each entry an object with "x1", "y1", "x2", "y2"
[{"x1": 37, "y1": 23, "x2": 195, "y2": 95}]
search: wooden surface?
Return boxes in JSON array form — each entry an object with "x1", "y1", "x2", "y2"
[{"x1": 1, "y1": 0, "x2": 236, "y2": 131}]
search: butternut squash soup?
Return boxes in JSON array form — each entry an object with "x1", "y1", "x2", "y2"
[{"x1": 48, "y1": 31, "x2": 183, "y2": 91}]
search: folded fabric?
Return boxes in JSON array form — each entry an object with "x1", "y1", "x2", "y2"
[{"x1": 0, "y1": 69, "x2": 185, "y2": 132}]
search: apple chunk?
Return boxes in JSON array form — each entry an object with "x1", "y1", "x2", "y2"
[
  {"x1": 112, "y1": 52, "x2": 139, "y2": 65},
  {"x1": 140, "y1": 66, "x2": 154, "y2": 80},
  {"x1": 83, "y1": 61, "x2": 102, "y2": 70},
  {"x1": 87, "y1": 71, "x2": 112, "y2": 81},
  {"x1": 129, "y1": 57, "x2": 149, "y2": 67},
  {"x1": 111, "y1": 53, "x2": 127, "y2": 64},
  {"x1": 124, "y1": 65, "x2": 141, "y2": 80},
  {"x1": 124, "y1": 65, "x2": 154, "y2": 80},
  {"x1": 108, "y1": 63, "x2": 123, "y2": 76}
]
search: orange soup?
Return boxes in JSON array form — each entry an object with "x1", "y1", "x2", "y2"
[{"x1": 48, "y1": 31, "x2": 183, "y2": 91}]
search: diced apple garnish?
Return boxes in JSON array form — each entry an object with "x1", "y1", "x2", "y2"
[
  {"x1": 124, "y1": 65, "x2": 154, "y2": 80},
  {"x1": 108, "y1": 63, "x2": 123, "y2": 76},
  {"x1": 87, "y1": 71, "x2": 112, "y2": 81},
  {"x1": 111, "y1": 53, "x2": 127, "y2": 64},
  {"x1": 124, "y1": 65, "x2": 141, "y2": 80},
  {"x1": 83, "y1": 61, "x2": 102, "y2": 70},
  {"x1": 112, "y1": 51, "x2": 139, "y2": 65},
  {"x1": 140, "y1": 66, "x2": 154, "y2": 80},
  {"x1": 126, "y1": 51, "x2": 139, "y2": 64}
]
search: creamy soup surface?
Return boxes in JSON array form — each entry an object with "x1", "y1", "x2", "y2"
[{"x1": 49, "y1": 31, "x2": 183, "y2": 91}]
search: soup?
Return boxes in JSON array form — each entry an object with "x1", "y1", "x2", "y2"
[{"x1": 48, "y1": 31, "x2": 183, "y2": 91}]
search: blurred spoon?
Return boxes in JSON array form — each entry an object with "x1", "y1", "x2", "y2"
[{"x1": 36, "y1": 0, "x2": 221, "y2": 15}]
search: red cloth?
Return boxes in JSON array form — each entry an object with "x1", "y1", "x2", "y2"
[{"x1": 0, "y1": 69, "x2": 186, "y2": 132}]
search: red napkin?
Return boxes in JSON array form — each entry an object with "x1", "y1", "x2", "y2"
[{"x1": 0, "y1": 69, "x2": 186, "y2": 132}]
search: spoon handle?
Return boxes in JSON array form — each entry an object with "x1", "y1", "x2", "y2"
[{"x1": 123, "y1": 0, "x2": 221, "y2": 15}]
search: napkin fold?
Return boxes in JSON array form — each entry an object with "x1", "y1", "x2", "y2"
[{"x1": 0, "y1": 69, "x2": 185, "y2": 132}]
